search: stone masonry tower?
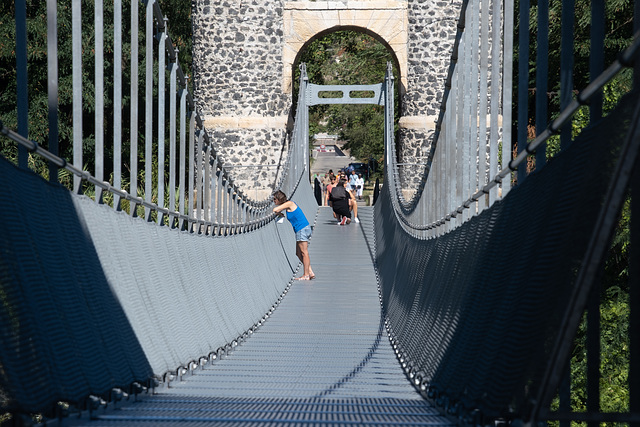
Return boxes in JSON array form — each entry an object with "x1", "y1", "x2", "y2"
[{"x1": 192, "y1": 0, "x2": 462, "y2": 199}]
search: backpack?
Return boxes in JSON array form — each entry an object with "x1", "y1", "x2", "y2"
[{"x1": 330, "y1": 186, "x2": 348, "y2": 201}]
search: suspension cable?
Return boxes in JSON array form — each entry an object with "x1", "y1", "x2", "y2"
[{"x1": 392, "y1": 30, "x2": 640, "y2": 233}]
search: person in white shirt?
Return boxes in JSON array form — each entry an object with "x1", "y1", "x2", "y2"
[{"x1": 354, "y1": 174, "x2": 365, "y2": 200}]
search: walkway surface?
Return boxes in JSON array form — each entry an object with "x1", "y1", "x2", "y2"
[{"x1": 67, "y1": 207, "x2": 453, "y2": 426}]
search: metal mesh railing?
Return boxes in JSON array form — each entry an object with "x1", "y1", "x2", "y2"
[
  {"x1": 376, "y1": 0, "x2": 640, "y2": 422},
  {"x1": 387, "y1": 0, "x2": 638, "y2": 240},
  {"x1": 387, "y1": 32, "x2": 640, "y2": 237},
  {"x1": 376, "y1": 89, "x2": 640, "y2": 424},
  {"x1": 389, "y1": 0, "x2": 513, "y2": 232},
  {"x1": 0, "y1": 1, "x2": 318, "y2": 421}
]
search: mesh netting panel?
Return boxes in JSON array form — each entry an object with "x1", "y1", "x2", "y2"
[
  {"x1": 375, "y1": 91, "x2": 638, "y2": 419},
  {"x1": 0, "y1": 156, "x2": 318, "y2": 416},
  {"x1": 0, "y1": 161, "x2": 151, "y2": 414}
]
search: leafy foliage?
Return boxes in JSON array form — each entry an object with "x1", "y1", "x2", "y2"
[
  {"x1": 516, "y1": 8, "x2": 632, "y2": 415},
  {"x1": 513, "y1": 0, "x2": 634, "y2": 164},
  {"x1": 296, "y1": 31, "x2": 397, "y2": 165},
  {"x1": 0, "y1": 0, "x2": 192, "y2": 191},
  {"x1": 545, "y1": 68, "x2": 634, "y2": 159}
]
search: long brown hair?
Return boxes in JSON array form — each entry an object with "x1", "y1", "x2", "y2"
[{"x1": 273, "y1": 190, "x2": 288, "y2": 204}]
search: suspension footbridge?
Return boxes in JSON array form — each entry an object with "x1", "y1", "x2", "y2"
[
  {"x1": 54, "y1": 207, "x2": 456, "y2": 426},
  {"x1": 1, "y1": 0, "x2": 639, "y2": 426}
]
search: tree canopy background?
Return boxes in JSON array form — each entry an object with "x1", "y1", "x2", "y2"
[{"x1": 295, "y1": 31, "x2": 397, "y2": 165}]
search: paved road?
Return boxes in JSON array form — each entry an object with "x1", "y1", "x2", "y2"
[
  {"x1": 311, "y1": 145, "x2": 354, "y2": 179},
  {"x1": 310, "y1": 144, "x2": 372, "y2": 207}
]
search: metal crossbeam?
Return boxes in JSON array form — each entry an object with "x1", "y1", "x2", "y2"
[{"x1": 306, "y1": 83, "x2": 384, "y2": 106}]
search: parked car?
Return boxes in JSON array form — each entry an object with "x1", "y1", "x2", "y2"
[{"x1": 348, "y1": 162, "x2": 369, "y2": 180}]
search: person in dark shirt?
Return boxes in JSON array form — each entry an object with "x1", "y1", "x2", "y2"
[
  {"x1": 325, "y1": 175, "x2": 337, "y2": 209},
  {"x1": 329, "y1": 179, "x2": 355, "y2": 225}
]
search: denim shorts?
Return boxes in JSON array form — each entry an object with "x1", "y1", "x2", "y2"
[{"x1": 295, "y1": 225, "x2": 312, "y2": 242}]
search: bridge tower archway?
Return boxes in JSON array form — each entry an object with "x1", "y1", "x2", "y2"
[
  {"x1": 291, "y1": 25, "x2": 403, "y2": 98},
  {"x1": 192, "y1": 1, "x2": 461, "y2": 198},
  {"x1": 283, "y1": 5, "x2": 408, "y2": 96}
]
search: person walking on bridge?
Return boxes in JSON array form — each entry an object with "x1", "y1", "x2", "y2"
[
  {"x1": 273, "y1": 190, "x2": 315, "y2": 281},
  {"x1": 348, "y1": 170, "x2": 358, "y2": 192},
  {"x1": 354, "y1": 173, "x2": 364, "y2": 200}
]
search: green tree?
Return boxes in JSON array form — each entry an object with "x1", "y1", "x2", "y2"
[
  {"x1": 0, "y1": 0, "x2": 192, "y2": 193},
  {"x1": 295, "y1": 30, "x2": 397, "y2": 165},
  {"x1": 513, "y1": 0, "x2": 634, "y2": 164}
]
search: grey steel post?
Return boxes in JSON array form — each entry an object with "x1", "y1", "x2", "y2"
[
  {"x1": 489, "y1": 0, "x2": 502, "y2": 204},
  {"x1": 434, "y1": 148, "x2": 442, "y2": 238},
  {"x1": 130, "y1": 0, "x2": 139, "y2": 214},
  {"x1": 242, "y1": 201, "x2": 247, "y2": 232},
  {"x1": 470, "y1": 0, "x2": 480, "y2": 215},
  {"x1": 535, "y1": 0, "x2": 549, "y2": 169},
  {"x1": 446, "y1": 94, "x2": 455, "y2": 234},
  {"x1": 559, "y1": 0, "x2": 574, "y2": 153},
  {"x1": 114, "y1": 0, "x2": 122, "y2": 209},
  {"x1": 216, "y1": 166, "x2": 223, "y2": 226},
  {"x1": 589, "y1": 0, "x2": 605, "y2": 123},
  {"x1": 232, "y1": 191, "x2": 238, "y2": 230},
  {"x1": 94, "y1": 0, "x2": 104, "y2": 199},
  {"x1": 204, "y1": 145, "x2": 211, "y2": 222},
  {"x1": 47, "y1": 0, "x2": 59, "y2": 183},
  {"x1": 461, "y1": 15, "x2": 471, "y2": 223},
  {"x1": 478, "y1": 0, "x2": 490, "y2": 210},
  {"x1": 15, "y1": 0, "x2": 28, "y2": 169},
  {"x1": 170, "y1": 55, "x2": 177, "y2": 218},
  {"x1": 587, "y1": 0, "x2": 605, "y2": 419},
  {"x1": 145, "y1": 0, "x2": 153, "y2": 220},
  {"x1": 451, "y1": 67, "x2": 460, "y2": 231},
  {"x1": 196, "y1": 130, "x2": 203, "y2": 221},
  {"x1": 188, "y1": 109, "x2": 195, "y2": 225},
  {"x1": 211, "y1": 157, "x2": 218, "y2": 226},
  {"x1": 157, "y1": 17, "x2": 166, "y2": 224},
  {"x1": 179, "y1": 88, "x2": 187, "y2": 220},
  {"x1": 517, "y1": 0, "x2": 530, "y2": 184},
  {"x1": 72, "y1": 0, "x2": 82, "y2": 193},
  {"x1": 502, "y1": 0, "x2": 514, "y2": 196},
  {"x1": 558, "y1": 0, "x2": 575, "y2": 409},
  {"x1": 222, "y1": 178, "x2": 229, "y2": 230},
  {"x1": 455, "y1": 46, "x2": 464, "y2": 224},
  {"x1": 228, "y1": 185, "x2": 234, "y2": 229}
]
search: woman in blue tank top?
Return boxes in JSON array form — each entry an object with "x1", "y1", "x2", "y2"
[{"x1": 273, "y1": 190, "x2": 315, "y2": 281}]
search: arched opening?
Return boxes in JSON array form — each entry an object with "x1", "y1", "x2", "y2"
[{"x1": 292, "y1": 29, "x2": 401, "y2": 195}]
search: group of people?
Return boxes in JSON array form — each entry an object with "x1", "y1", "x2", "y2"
[
  {"x1": 321, "y1": 169, "x2": 364, "y2": 225},
  {"x1": 324, "y1": 169, "x2": 361, "y2": 225},
  {"x1": 272, "y1": 168, "x2": 365, "y2": 281},
  {"x1": 321, "y1": 169, "x2": 365, "y2": 203}
]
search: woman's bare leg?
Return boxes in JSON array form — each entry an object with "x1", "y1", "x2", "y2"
[{"x1": 296, "y1": 241, "x2": 311, "y2": 277}]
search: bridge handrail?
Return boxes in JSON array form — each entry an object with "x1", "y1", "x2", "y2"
[
  {"x1": 384, "y1": 0, "x2": 639, "y2": 237},
  {"x1": 376, "y1": 0, "x2": 640, "y2": 423},
  {"x1": 148, "y1": 0, "x2": 291, "y2": 212},
  {"x1": 0, "y1": 119, "x2": 290, "y2": 234}
]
